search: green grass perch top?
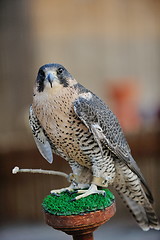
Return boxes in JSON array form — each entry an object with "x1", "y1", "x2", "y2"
[{"x1": 42, "y1": 189, "x2": 115, "y2": 216}]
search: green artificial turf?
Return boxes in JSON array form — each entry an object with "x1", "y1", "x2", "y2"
[{"x1": 42, "y1": 189, "x2": 115, "y2": 216}]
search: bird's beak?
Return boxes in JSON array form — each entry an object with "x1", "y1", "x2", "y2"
[{"x1": 46, "y1": 72, "x2": 55, "y2": 88}]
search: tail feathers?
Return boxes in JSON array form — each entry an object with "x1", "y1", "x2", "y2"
[
  {"x1": 114, "y1": 160, "x2": 160, "y2": 230},
  {"x1": 143, "y1": 200, "x2": 160, "y2": 231},
  {"x1": 118, "y1": 191, "x2": 160, "y2": 231}
]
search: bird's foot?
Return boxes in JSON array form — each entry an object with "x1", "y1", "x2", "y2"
[
  {"x1": 50, "y1": 185, "x2": 75, "y2": 196},
  {"x1": 71, "y1": 184, "x2": 106, "y2": 201},
  {"x1": 50, "y1": 183, "x2": 89, "y2": 196}
]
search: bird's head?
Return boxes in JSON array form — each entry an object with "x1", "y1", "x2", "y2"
[{"x1": 34, "y1": 63, "x2": 75, "y2": 94}]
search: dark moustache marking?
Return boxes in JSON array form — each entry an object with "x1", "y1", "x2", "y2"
[
  {"x1": 59, "y1": 77, "x2": 69, "y2": 87},
  {"x1": 37, "y1": 83, "x2": 44, "y2": 92},
  {"x1": 36, "y1": 68, "x2": 45, "y2": 92}
]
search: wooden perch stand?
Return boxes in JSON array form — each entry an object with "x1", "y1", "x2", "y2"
[
  {"x1": 44, "y1": 202, "x2": 116, "y2": 240},
  {"x1": 12, "y1": 166, "x2": 116, "y2": 239}
]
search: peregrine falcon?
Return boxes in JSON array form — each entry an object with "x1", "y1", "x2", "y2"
[{"x1": 29, "y1": 63, "x2": 160, "y2": 231}]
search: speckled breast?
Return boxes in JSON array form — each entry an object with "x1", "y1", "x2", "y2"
[{"x1": 33, "y1": 89, "x2": 92, "y2": 167}]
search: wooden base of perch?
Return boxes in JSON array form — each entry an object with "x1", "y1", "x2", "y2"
[{"x1": 44, "y1": 202, "x2": 116, "y2": 240}]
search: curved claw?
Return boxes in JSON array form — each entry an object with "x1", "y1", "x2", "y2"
[
  {"x1": 69, "y1": 190, "x2": 78, "y2": 195},
  {"x1": 70, "y1": 198, "x2": 76, "y2": 202},
  {"x1": 102, "y1": 191, "x2": 106, "y2": 197},
  {"x1": 51, "y1": 192, "x2": 60, "y2": 197}
]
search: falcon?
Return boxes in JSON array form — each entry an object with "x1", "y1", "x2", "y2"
[{"x1": 29, "y1": 63, "x2": 160, "y2": 231}]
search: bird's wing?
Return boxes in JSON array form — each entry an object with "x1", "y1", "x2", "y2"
[
  {"x1": 73, "y1": 88, "x2": 153, "y2": 203},
  {"x1": 29, "y1": 106, "x2": 53, "y2": 163}
]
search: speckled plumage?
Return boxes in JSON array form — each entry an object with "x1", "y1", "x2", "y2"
[{"x1": 29, "y1": 63, "x2": 160, "y2": 231}]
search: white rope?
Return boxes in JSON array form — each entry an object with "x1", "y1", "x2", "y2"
[{"x1": 12, "y1": 166, "x2": 68, "y2": 179}]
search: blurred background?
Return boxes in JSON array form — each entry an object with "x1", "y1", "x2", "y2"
[{"x1": 0, "y1": 0, "x2": 160, "y2": 239}]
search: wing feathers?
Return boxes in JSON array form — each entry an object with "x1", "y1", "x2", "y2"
[
  {"x1": 29, "y1": 106, "x2": 53, "y2": 163},
  {"x1": 73, "y1": 93, "x2": 153, "y2": 203}
]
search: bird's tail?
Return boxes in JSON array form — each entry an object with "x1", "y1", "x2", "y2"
[
  {"x1": 117, "y1": 189, "x2": 160, "y2": 231},
  {"x1": 113, "y1": 162, "x2": 160, "y2": 231}
]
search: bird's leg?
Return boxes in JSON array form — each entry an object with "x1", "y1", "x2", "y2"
[
  {"x1": 72, "y1": 183, "x2": 106, "y2": 201},
  {"x1": 71, "y1": 175, "x2": 113, "y2": 200},
  {"x1": 50, "y1": 173, "x2": 90, "y2": 195},
  {"x1": 50, "y1": 164, "x2": 92, "y2": 196}
]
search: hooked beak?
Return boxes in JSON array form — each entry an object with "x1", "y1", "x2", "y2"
[{"x1": 46, "y1": 72, "x2": 55, "y2": 88}]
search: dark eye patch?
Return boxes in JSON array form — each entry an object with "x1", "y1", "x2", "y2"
[{"x1": 57, "y1": 67, "x2": 69, "y2": 87}]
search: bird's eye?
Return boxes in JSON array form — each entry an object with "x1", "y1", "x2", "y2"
[{"x1": 57, "y1": 68, "x2": 64, "y2": 75}]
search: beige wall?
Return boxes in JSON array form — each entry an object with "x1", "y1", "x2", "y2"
[
  {"x1": 0, "y1": 0, "x2": 160, "y2": 150},
  {"x1": 30, "y1": 0, "x2": 160, "y2": 105}
]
